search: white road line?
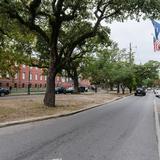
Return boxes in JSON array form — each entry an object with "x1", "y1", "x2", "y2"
[{"x1": 154, "y1": 99, "x2": 160, "y2": 160}]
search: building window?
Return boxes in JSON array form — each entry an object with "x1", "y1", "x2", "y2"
[
  {"x1": 6, "y1": 83, "x2": 9, "y2": 87},
  {"x1": 22, "y1": 64, "x2": 26, "y2": 68},
  {"x1": 35, "y1": 74, "x2": 38, "y2": 81},
  {"x1": 40, "y1": 84, "x2": 42, "y2": 88},
  {"x1": 44, "y1": 75, "x2": 47, "y2": 81},
  {"x1": 6, "y1": 73, "x2": 9, "y2": 78},
  {"x1": 22, "y1": 83, "x2": 25, "y2": 88},
  {"x1": 62, "y1": 77, "x2": 65, "y2": 83},
  {"x1": 0, "y1": 83, "x2": 1, "y2": 87},
  {"x1": 15, "y1": 73, "x2": 18, "y2": 79},
  {"x1": 44, "y1": 83, "x2": 46, "y2": 87},
  {"x1": 40, "y1": 75, "x2": 42, "y2": 81},
  {"x1": 36, "y1": 67, "x2": 38, "y2": 70},
  {"x1": 35, "y1": 84, "x2": 37, "y2": 88},
  {"x1": 30, "y1": 73, "x2": 32, "y2": 80},
  {"x1": 22, "y1": 73, "x2": 25, "y2": 80},
  {"x1": 14, "y1": 83, "x2": 17, "y2": 88},
  {"x1": 30, "y1": 66, "x2": 32, "y2": 69}
]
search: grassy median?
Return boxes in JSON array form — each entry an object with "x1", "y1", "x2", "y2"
[{"x1": 0, "y1": 92, "x2": 126, "y2": 123}]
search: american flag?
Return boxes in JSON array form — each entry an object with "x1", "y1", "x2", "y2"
[{"x1": 153, "y1": 36, "x2": 160, "y2": 52}]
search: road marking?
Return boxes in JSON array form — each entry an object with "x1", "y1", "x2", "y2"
[{"x1": 154, "y1": 99, "x2": 160, "y2": 160}]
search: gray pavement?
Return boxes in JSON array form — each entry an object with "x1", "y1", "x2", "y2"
[{"x1": 0, "y1": 93, "x2": 158, "y2": 160}]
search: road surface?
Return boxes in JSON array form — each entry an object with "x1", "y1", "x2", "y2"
[{"x1": 0, "y1": 93, "x2": 158, "y2": 160}]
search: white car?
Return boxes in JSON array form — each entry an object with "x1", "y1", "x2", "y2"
[{"x1": 155, "y1": 89, "x2": 160, "y2": 98}]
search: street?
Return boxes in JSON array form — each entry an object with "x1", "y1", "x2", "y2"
[{"x1": 0, "y1": 92, "x2": 158, "y2": 160}]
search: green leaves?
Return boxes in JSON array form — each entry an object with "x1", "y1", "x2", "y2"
[{"x1": 134, "y1": 60, "x2": 160, "y2": 87}]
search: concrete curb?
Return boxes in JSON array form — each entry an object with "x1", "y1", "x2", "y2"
[
  {"x1": 0, "y1": 95, "x2": 130, "y2": 128},
  {"x1": 154, "y1": 99, "x2": 160, "y2": 160}
]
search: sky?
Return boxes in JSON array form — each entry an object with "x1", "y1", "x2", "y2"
[{"x1": 108, "y1": 19, "x2": 160, "y2": 64}]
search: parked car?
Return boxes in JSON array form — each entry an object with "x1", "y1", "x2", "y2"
[
  {"x1": 78, "y1": 86, "x2": 85, "y2": 92},
  {"x1": 155, "y1": 89, "x2": 160, "y2": 98},
  {"x1": 66, "y1": 86, "x2": 88, "y2": 94},
  {"x1": 55, "y1": 87, "x2": 66, "y2": 94},
  {"x1": 0, "y1": 88, "x2": 10, "y2": 96},
  {"x1": 135, "y1": 87, "x2": 146, "y2": 96},
  {"x1": 79, "y1": 86, "x2": 88, "y2": 92},
  {"x1": 66, "y1": 87, "x2": 74, "y2": 94}
]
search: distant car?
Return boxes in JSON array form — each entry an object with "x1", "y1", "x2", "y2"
[
  {"x1": 55, "y1": 87, "x2": 66, "y2": 94},
  {"x1": 66, "y1": 87, "x2": 74, "y2": 94},
  {"x1": 66, "y1": 86, "x2": 88, "y2": 94},
  {"x1": 0, "y1": 88, "x2": 10, "y2": 96},
  {"x1": 135, "y1": 87, "x2": 146, "y2": 96},
  {"x1": 78, "y1": 86, "x2": 85, "y2": 92},
  {"x1": 155, "y1": 89, "x2": 160, "y2": 98},
  {"x1": 85, "y1": 87, "x2": 88, "y2": 92},
  {"x1": 153, "y1": 89, "x2": 157, "y2": 94},
  {"x1": 79, "y1": 86, "x2": 88, "y2": 92}
]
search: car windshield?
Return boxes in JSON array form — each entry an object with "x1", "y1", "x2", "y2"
[
  {"x1": 67, "y1": 87, "x2": 74, "y2": 89},
  {"x1": 137, "y1": 88, "x2": 143, "y2": 90}
]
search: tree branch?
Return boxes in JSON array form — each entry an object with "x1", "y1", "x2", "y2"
[{"x1": 7, "y1": 8, "x2": 49, "y2": 43}]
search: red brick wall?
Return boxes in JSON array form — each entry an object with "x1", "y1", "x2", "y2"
[
  {"x1": 0, "y1": 65, "x2": 47, "y2": 88},
  {"x1": 0, "y1": 65, "x2": 90, "y2": 89}
]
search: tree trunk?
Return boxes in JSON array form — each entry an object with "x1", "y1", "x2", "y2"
[
  {"x1": 44, "y1": 58, "x2": 56, "y2": 107},
  {"x1": 73, "y1": 70, "x2": 79, "y2": 93},
  {"x1": 121, "y1": 84, "x2": 125, "y2": 94},
  {"x1": 117, "y1": 83, "x2": 120, "y2": 94},
  {"x1": 129, "y1": 88, "x2": 132, "y2": 93},
  {"x1": 122, "y1": 88, "x2": 125, "y2": 94},
  {"x1": 110, "y1": 84, "x2": 113, "y2": 91}
]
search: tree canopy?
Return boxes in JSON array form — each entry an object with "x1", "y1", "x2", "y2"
[{"x1": 1, "y1": 0, "x2": 160, "y2": 106}]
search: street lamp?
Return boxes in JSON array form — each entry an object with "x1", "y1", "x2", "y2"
[
  {"x1": 27, "y1": 53, "x2": 31, "y2": 95},
  {"x1": 129, "y1": 43, "x2": 137, "y2": 65},
  {"x1": 28, "y1": 67, "x2": 31, "y2": 95}
]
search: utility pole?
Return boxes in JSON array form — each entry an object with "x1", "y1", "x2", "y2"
[
  {"x1": 129, "y1": 42, "x2": 135, "y2": 65},
  {"x1": 129, "y1": 42, "x2": 132, "y2": 64}
]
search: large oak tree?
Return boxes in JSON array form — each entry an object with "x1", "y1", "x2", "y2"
[{"x1": 0, "y1": 0, "x2": 160, "y2": 106}]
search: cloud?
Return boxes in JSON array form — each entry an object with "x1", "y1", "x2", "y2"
[{"x1": 108, "y1": 19, "x2": 160, "y2": 64}]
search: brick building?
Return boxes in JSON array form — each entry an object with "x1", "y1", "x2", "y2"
[
  {"x1": 0, "y1": 65, "x2": 48, "y2": 88},
  {"x1": 0, "y1": 65, "x2": 90, "y2": 89}
]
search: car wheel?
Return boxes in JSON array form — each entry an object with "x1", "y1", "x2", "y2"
[{"x1": 0, "y1": 92, "x2": 5, "y2": 97}]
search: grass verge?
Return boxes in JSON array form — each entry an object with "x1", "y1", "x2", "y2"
[{"x1": 0, "y1": 93, "x2": 126, "y2": 123}]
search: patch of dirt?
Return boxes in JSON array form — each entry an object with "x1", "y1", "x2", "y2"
[{"x1": 0, "y1": 92, "x2": 125, "y2": 123}]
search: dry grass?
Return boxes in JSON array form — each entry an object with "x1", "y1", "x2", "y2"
[{"x1": 0, "y1": 93, "x2": 124, "y2": 123}]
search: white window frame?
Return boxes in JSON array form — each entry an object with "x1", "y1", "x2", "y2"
[
  {"x1": 40, "y1": 75, "x2": 43, "y2": 81},
  {"x1": 22, "y1": 73, "x2": 25, "y2": 80},
  {"x1": 30, "y1": 73, "x2": 32, "y2": 80},
  {"x1": 15, "y1": 73, "x2": 18, "y2": 79},
  {"x1": 35, "y1": 74, "x2": 38, "y2": 81}
]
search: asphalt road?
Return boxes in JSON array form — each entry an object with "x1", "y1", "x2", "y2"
[{"x1": 0, "y1": 93, "x2": 158, "y2": 160}]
